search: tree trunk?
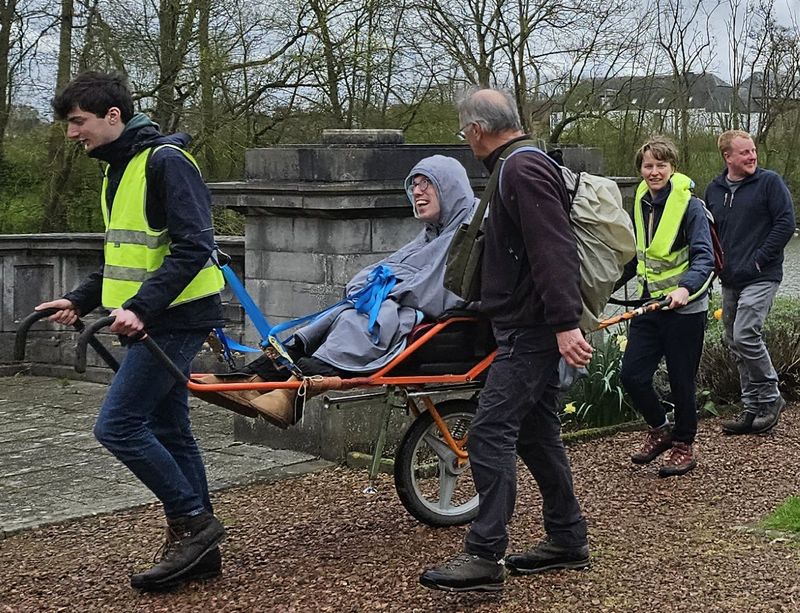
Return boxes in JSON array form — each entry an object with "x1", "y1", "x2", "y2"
[
  {"x1": 0, "y1": 0, "x2": 17, "y2": 163},
  {"x1": 198, "y1": 0, "x2": 216, "y2": 177},
  {"x1": 39, "y1": 0, "x2": 74, "y2": 233}
]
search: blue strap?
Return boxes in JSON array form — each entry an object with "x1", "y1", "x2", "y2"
[
  {"x1": 267, "y1": 264, "x2": 398, "y2": 348},
  {"x1": 214, "y1": 328, "x2": 261, "y2": 354},
  {"x1": 350, "y1": 265, "x2": 397, "y2": 343},
  {"x1": 218, "y1": 262, "x2": 398, "y2": 369},
  {"x1": 267, "y1": 301, "x2": 347, "y2": 342},
  {"x1": 220, "y1": 264, "x2": 272, "y2": 340}
]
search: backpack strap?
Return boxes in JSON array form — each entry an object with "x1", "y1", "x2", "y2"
[
  {"x1": 458, "y1": 140, "x2": 543, "y2": 249},
  {"x1": 496, "y1": 141, "x2": 572, "y2": 210}
]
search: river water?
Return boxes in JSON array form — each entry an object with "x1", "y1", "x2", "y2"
[{"x1": 777, "y1": 235, "x2": 800, "y2": 296}]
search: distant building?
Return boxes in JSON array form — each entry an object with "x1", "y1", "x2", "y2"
[{"x1": 551, "y1": 72, "x2": 763, "y2": 134}]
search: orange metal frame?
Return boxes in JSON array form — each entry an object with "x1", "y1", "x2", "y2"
[
  {"x1": 187, "y1": 316, "x2": 493, "y2": 461},
  {"x1": 187, "y1": 316, "x2": 496, "y2": 394}
]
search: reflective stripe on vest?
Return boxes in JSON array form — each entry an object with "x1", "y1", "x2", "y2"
[
  {"x1": 633, "y1": 172, "x2": 693, "y2": 299},
  {"x1": 100, "y1": 144, "x2": 224, "y2": 309}
]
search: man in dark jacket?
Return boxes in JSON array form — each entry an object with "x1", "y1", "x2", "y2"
[
  {"x1": 705, "y1": 130, "x2": 795, "y2": 435},
  {"x1": 36, "y1": 71, "x2": 226, "y2": 591},
  {"x1": 419, "y1": 87, "x2": 592, "y2": 592}
]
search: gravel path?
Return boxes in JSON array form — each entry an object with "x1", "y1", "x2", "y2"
[{"x1": 2, "y1": 410, "x2": 799, "y2": 612}]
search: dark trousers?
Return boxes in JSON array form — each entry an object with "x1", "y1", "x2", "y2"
[
  {"x1": 464, "y1": 326, "x2": 587, "y2": 561},
  {"x1": 619, "y1": 309, "x2": 706, "y2": 444}
]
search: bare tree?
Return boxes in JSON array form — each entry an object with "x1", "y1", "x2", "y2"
[
  {"x1": 412, "y1": 0, "x2": 505, "y2": 88},
  {"x1": 0, "y1": 0, "x2": 17, "y2": 161},
  {"x1": 653, "y1": 0, "x2": 720, "y2": 165},
  {"x1": 39, "y1": 0, "x2": 75, "y2": 232}
]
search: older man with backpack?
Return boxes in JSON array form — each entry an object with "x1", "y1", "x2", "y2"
[{"x1": 419, "y1": 87, "x2": 596, "y2": 593}]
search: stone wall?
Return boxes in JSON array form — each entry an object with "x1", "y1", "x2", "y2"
[
  {"x1": 0, "y1": 138, "x2": 633, "y2": 462},
  {"x1": 0, "y1": 234, "x2": 245, "y2": 382}
]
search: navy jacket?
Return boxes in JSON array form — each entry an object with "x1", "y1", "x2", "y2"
[
  {"x1": 64, "y1": 114, "x2": 224, "y2": 334},
  {"x1": 704, "y1": 167, "x2": 795, "y2": 289}
]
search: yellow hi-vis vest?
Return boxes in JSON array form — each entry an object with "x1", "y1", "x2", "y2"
[
  {"x1": 633, "y1": 172, "x2": 695, "y2": 300},
  {"x1": 100, "y1": 144, "x2": 224, "y2": 309}
]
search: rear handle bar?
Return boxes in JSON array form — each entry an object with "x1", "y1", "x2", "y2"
[
  {"x1": 15, "y1": 309, "x2": 120, "y2": 372},
  {"x1": 74, "y1": 316, "x2": 188, "y2": 384}
]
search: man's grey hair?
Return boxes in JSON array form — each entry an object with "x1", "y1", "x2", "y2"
[{"x1": 456, "y1": 86, "x2": 523, "y2": 133}]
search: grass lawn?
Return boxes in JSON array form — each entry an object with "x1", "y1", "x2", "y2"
[{"x1": 761, "y1": 496, "x2": 800, "y2": 534}]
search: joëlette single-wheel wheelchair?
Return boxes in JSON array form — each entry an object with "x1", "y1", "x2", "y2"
[{"x1": 15, "y1": 308, "x2": 496, "y2": 528}]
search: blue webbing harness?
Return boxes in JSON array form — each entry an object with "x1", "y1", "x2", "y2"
[{"x1": 212, "y1": 263, "x2": 397, "y2": 375}]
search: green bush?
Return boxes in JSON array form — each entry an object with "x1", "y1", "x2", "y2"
[
  {"x1": 562, "y1": 330, "x2": 638, "y2": 429},
  {"x1": 698, "y1": 295, "x2": 800, "y2": 405}
]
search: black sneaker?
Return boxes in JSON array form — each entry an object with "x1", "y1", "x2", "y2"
[
  {"x1": 721, "y1": 410, "x2": 756, "y2": 435},
  {"x1": 130, "y1": 511, "x2": 226, "y2": 591},
  {"x1": 751, "y1": 396, "x2": 786, "y2": 434},
  {"x1": 419, "y1": 553, "x2": 505, "y2": 592},
  {"x1": 505, "y1": 537, "x2": 590, "y2": 575}
]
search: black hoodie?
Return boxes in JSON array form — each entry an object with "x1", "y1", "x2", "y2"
[
  {"x1": 64, "y1": 114, "x2": 223, "y2": 334},
  {"x1": 479, "y1": 136, "x2": 582, "y2": 332}
]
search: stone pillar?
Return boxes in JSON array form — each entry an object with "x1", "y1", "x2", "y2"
[{"x1": 208, "y1": 132, "x2": 488, "y2": 458}]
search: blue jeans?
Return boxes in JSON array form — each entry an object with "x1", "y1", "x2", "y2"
[
  {"x1": 722, "y1": 281, "x2": 781, "y2": 410},
  {"x1": 94, "y1": 329, "x2": 211, "y2": 519},
  {"x1": 465, "y1": 326, "x2": 587, "y2": 560}
]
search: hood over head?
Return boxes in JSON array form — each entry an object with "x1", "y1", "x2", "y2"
[{"x1": 404, "y1": 155, "x2": 475, "y2": 237}]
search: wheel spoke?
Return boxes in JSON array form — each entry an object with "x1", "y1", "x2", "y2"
[
  {"x1": 437, "y1": 465, "x2": 459, "y2": 509},
  {"x1": 421, "y1": 432, "x2": 458, "y2": 465}
]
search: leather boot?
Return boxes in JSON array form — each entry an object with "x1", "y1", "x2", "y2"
[
  {"x1": 190, "y1": 374, "x2": 265, "y2": 418},
  {"x1": 130, "y1": 511, "x2": 225, "y2": 591},
  {"x1": 131, "y1": 524, "x2": 222, "y2": 591},
  {"x1": 250, "y1": 375, "x2": 301, "y2": 429}
]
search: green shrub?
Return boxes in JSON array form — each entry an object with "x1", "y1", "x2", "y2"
[
  {"x1": 698, "y1": 295, "x2": 800, "y2": 404},
  {"x1": 562, "y1": 330, "x2": 638, "y2": 429}
]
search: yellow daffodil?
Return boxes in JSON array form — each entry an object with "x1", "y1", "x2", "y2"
[
  {"x1": 714, "y1": 308, "x2": 723, "y2": 320},
  {"x1": 563, "y1": 402, "x2": 577, "y2": 415},
  {"x1": 616, "y1": 334, "x2": 628, "y2": 352}
]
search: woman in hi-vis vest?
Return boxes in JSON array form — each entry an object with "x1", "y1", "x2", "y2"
[{"x1": 616, "y1": 137, "x2": 715, "y2": 478}]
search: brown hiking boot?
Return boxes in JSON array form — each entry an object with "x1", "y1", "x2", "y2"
[
  {"x1": 131, "y1": 523, "x2": 222, "y2": 591},
  {"x1": 658, "y1": 442, "x2": 697, "y2": 478},
  {"x1": 631, "y1": 426, "x2": 672, "y2": 465},
  {"x1": 190, "y1": 374, "x2": 264, "y2": 418},
  {"x1": 130, "y1": 511, "x2": 225, "y2": 591}
]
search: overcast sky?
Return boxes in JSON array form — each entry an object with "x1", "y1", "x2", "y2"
[{"x1": 710, "y1": 0, "x2": 799, "y2": 79}]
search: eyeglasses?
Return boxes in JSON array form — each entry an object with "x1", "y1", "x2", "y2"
[
  {"x1": 407, "y1": 177, "x2": 432, "y2": 196},
  {"x1": 456, "y1": 122, "x2": 474, "y2": 141}
]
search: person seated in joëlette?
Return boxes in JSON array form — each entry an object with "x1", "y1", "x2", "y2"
[{"x1": 193, "y1": 155, "x2": 478, "y2": 428}]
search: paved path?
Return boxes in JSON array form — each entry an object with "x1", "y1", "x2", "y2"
[{"x1": 0, "y1": 375, "x2": 330, "y2": 537}]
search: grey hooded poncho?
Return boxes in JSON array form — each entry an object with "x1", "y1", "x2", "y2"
[{"x1": 294, "y1": 155, "x2": 478, "y2": 373}]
